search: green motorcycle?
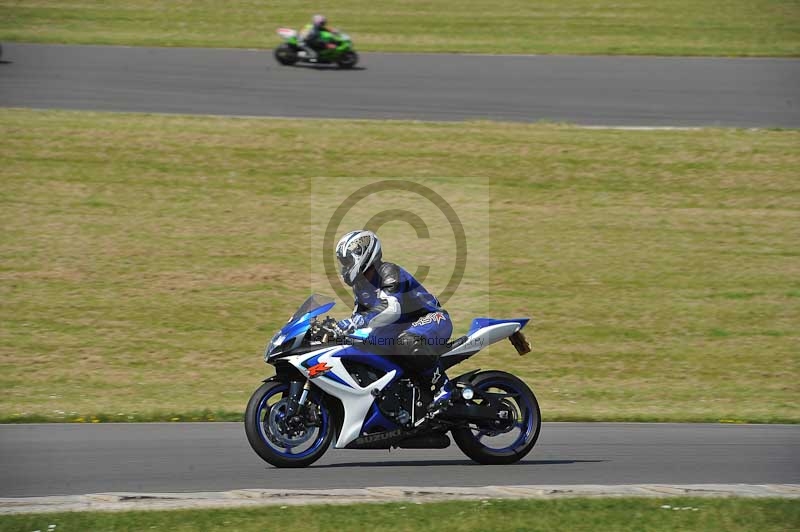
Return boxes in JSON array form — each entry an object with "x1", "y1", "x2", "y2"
[{"x1": 274, "y1": 27, "x2": 359, "y2": 69}]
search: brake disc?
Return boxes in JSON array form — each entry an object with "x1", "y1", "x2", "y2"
[{"x1": 265, "y1": 398, "x2": 315, "y2": 447}]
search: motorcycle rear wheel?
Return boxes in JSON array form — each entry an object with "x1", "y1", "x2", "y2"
[
  {"x1": 451, "y1": 371, "x2": 541, "y2": 465},
  {"x1": 244, "y1": 380, "x2": 333, "y2": 468},
  {"x1": 274, "y1": 43, "x2": 298, "y2": 66}
]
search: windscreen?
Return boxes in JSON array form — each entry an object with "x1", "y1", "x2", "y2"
[{"x1": 288, "y1": 294, "x2": 335, "y2": 324}]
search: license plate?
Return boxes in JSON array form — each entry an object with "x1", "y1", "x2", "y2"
[{"x1": 509, "y1": 331, "x2": 532, "y2": 355}]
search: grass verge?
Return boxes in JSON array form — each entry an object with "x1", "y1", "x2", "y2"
[
  {"x1": 1, "y1": 0, "x2": 798, "y2": 56},
  {"x1": 1, "y1": 498, "x2": 799, "y2": 532},
  {"x1": 0, "y1": 108, "x2": 798, "y2": 423}
]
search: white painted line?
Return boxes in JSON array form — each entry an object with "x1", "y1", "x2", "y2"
[
  {"x1": 575, "y1": 125, "x2": 706, "y2": 131},
  {"x1": 10, "y1": 107, "x2": 761, "y2": 130}
]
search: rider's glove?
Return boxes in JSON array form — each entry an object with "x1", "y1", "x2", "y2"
[{"x1": 337, "y1": 314, "x2": 366, "y2": 334}]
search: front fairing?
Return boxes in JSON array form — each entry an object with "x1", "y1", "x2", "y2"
[
  {"x1": 264, "y1": 295, "x2": 335, "y2": 362},
  {"x1": 319, "y1": 30, "x2": 353, "y2": 53}
]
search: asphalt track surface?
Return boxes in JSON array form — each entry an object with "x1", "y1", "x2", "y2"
[
  {"x1": 2, "y1": 44, "x2": 799, "y2": 500},
  {"x1": 1, "y1": 43, "x2": 799, "y2": 127},
  {"x1": 2, "y1": 423, "x2": 798, "y2": 497}
]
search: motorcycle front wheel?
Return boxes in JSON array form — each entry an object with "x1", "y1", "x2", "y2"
[
  {"x1": 244, "y1": 380, "x2": 334, "y2": 468},
  {"x1": 274, "y1": 43, "x2": 298, "y2": 65},
  {"x1": 451, "y1": 371, "x2": 541, "y2": 465},
  {"x1": 337, "y1": 50, "x2": 358, "y2": 69}
]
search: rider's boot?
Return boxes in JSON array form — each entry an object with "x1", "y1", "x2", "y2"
[
  {"x1": 415, "y1": 366, "x2": 452, "y2": 426},
  {"x1": 429, "y1": 373, "x2": 452, "y2": 413},
  {"x1": 300, "y1": 43, "x2": 318, "y2": 62}
]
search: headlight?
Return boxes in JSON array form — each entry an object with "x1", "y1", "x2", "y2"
[{"x1": 264, "y1": 334, "x2": 286, "y2": 361}]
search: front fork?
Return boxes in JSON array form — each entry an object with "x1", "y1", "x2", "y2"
[{"x1": 285, "y1": 379, "x2": 313, "y2": 418}]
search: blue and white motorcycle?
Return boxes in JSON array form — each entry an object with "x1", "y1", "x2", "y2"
[{"x1": 245, "y1": 294, "x2": 541, "y2": 467}]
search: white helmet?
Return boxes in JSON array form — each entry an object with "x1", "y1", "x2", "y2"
[
  {"x1": 312, "y1": 14, "x2": 327, "y2": 27},
  {"x1": 336, "y1": 230, "x2": 382, "y2": 286}
]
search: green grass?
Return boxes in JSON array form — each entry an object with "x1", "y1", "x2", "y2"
[
  {"x1": 1, "y1": 108, "x2": 799, "y2": 424},
  {"x1": 2, "y1": 498, "x2": 799, "y2": 532},
  {"x1": 1, "y1": 0, "x2": 799, "y2": 56}
]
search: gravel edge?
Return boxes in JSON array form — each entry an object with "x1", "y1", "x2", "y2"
[{"x1": 1, "y1": 484, "x2": 798, "y2": 515}]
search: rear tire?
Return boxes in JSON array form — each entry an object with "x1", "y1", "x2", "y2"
[
  {"x1": 244, "y1": 380, "x2": 333, "y2": 468},
  {"x1": 337, "y1": 51, "x2": 358, "y2": 69},
  {"x1": 451, "y1": 371, "x2": 541, "y2": 465},
  {"x1": 274, "y1": 43, "x2": 298, "y2": 66}
]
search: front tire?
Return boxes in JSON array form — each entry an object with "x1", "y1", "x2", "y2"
[
  {"x1": 244, "y1": 380, "x2": 333, "y2": 468},
  {"x1": 451, "y1": 371, "x2": 541, "y2": 465},
  {"x1": 337, "y1": 50, "x2": 358, "y2": 69},
  {"x1": 274, "y1": 43, "x2": 298, "y2": 66}
]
